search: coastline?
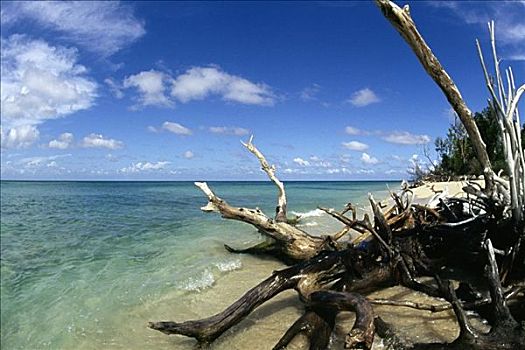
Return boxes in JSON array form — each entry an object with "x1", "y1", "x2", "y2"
[
  {"x1": 1, "y1": 180, "x2": 480, "y2": 349},
  {"x1": 141, "y1": 180, "x2": 480, "y2": 349},
  {"x1": 410, "y1": 180, "x2": 485, "y2": 201}
]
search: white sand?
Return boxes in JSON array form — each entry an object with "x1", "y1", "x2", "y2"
[
  {"x1": 95, "y1": 181, "x2": 483, "y2": 349},
  {"x1": 410, "y1": 180, "x2": 485, "y2": 201}
]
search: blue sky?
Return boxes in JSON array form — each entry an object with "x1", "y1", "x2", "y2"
[{"x1": 1, "y1": 1, "x2": 524, "y2": 180}]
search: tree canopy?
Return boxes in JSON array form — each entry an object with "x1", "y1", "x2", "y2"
[{"x1": 433, "y1": 105, "x2": 524, "y2": 177}]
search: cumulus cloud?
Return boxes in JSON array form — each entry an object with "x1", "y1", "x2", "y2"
[
  {"x1": 1, "y1": 1, "x2": 145, "y2": 56},
  {"x1": 209, "y1": 126, "x2": 250, "y2": 136},
  {"x1": 48, "y1": 132, "x2": 74, "y2": 149},
  {"x1": 1, "y1": 35, "x2": 97, "y2": 148},
  {"x1": 345, "y1": 126, "x2": 364, "y2": 135},
  {"x1": 382, "y1": 131, "x2": 431, "y2": 145},
  {"x1": 1, "y1": 125, "x2": 40, "y2": 149},
  {"x1": 293, "y1": 157, "x2": 310, "y2": 166},
  {"x1": 342, "y1": 141, "x2": 369, "y2": 151},
  {"x1": 183, "y1": 150, "x2": 194, "y2": 159},
  {"x1": 327, "y1": 168, "x2": 351, "y2": 175},
  {"x1": 123, "y1": 70, "x2": 173, "y2": 108},
  {"x1": 120, "y1": 161, "x2": 170, "y2": 173},
  {"x1": 104, "y1": 78, "x2": 124, "y2": 99},
  {"x1": 171, "y1": 66, "x2": 274, "y2": 105},
  {"x1": 385, "y1": 169, "x2": 404, "y2": 175},
  {"x1": 17, "y1": 154, "x2": 71, "y2": 169},
  {"x1": 82, "y1": 133, "x2": 124, "y2": 149},
  {"x1": 347, "y1": 88, "x2": 380, "y2": 107},
  {"x1": 162, "y1": 121, "x2": 192, "y2": 135},
  {"x1": 361, "y1": 152, "x2": 379, "y2": 165}
]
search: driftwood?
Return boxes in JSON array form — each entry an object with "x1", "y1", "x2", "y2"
[{"x1": 149, "y1": 1, "x2": 524, "y2": 349}]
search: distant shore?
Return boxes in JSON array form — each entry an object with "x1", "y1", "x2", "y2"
[{"x1": 411, "y1": 180, "x2": 485, "y2": 200}]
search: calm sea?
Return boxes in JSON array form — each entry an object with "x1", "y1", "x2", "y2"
[{"x1": 1, "y1": 181, "x2": 397, "y2": 349}]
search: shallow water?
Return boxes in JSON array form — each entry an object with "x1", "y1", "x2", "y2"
[{"x1": 1, "y1": 180, "x2": 399, "y2": 349}]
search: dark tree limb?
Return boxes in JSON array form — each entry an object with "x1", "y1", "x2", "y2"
[
  {"x1": 273, "y1": 308, "x2": 336, "y2": 350},
  {"x1": 484, "y1": 239, "x2": 519, "y2": 331},
  {"x1": 149, "y1": 251, "x2": 352, "y2": 343},
  {"x1": 310, "y1": 290, "x2": 375, "y2": 349}
]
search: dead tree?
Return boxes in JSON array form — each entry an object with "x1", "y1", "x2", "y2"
[
  {"x1": 149, "y1": 1, "x2": 524, "y2": 348},
  {"x1": 194, "y1": 136, "x2": 352, "y2": 264}
]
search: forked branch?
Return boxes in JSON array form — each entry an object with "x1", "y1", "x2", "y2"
[{"x1": 242, "y1": 135, "x2": 288, "y2": 222}]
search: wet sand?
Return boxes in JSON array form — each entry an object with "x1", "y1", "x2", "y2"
[{"x1": 97, "y1": 181, "x2": 482, "y2": 349}]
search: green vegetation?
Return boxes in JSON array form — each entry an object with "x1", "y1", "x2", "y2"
[{"x1": 433, "y1": 105, "x2": 524, "y2": 177}]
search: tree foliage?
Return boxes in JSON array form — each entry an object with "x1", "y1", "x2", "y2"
[{"x1": 433, "y1": 105, "x2": 524, "y2": 176}]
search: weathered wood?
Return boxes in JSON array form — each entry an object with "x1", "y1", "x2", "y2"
[
  {"x1": 273, "y1": 309, "x2": 335, "y2": 350},
  {"x1": 375, "y1": 0, "x2": 495, "y2": 193},
  {"x1": 242, "y1": 135, "x2": 288, "y2": 222},
  {"x1": 148, "y1": 3, "x2": 525, "y2": 349},
  {"x1": 194, "y1": 181, "x2": 327, "y2": 262},
  {"x1": 310, "y1": 290, "x2": 375, "y2": 349}
]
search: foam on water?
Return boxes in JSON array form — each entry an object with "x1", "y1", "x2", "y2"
[
  {"x1": 299, "y1": 221, "x2": 319, "y2": 227},
  {"x1": 0, "y1": 180, "x2": 397, "y2": 349},
  {"x1": 178, "y1": 269, "x2": 215, "y2": 291},
  {"x1": 215, "y1": 258, "x2": 242, "y2": 272},
  {"x1": 291, "y1": 208, "x2": 325, "y2": 218}
]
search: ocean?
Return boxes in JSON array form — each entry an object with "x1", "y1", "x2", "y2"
[{"x1": 1, "y1": 181, "x2": 399, "y2": 349}]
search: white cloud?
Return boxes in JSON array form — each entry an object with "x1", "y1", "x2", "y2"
[
  {"x1": 300, "y1": 83, "x2": 320, "y2": 101},
  {"x1": 104, "y1": 78, "x2": 124, "y2": 99},
  {"x1": 48, "y1": 132, "x2": 74, "y2": 149},
  {"x1": 347, "y1": 88, "x2": 380, "y2": 107},
  {"x1": 293, "y1": 157, "x2": 310, "y2": 166},
  {"x1": 171, "y1": 66, "x2": 274, "y2": 105},
  {"x1": 147, "y1": 125, "x2": 158, "y2": 133},
  {"x1": 162, "y1": 121, "x2": 192, "y2": 135},
  {"x1": 1, "y1": 125, "x2": 40, "y2": 149},
  {"x1": 345, "y1": 126, "x2": 363, "y2": 135},
  {"x1": 17, "y1": 154, "x2": 71, "y2": 168},
  {"x1": 209, "y1": 126, "x2": 250, "y2": 136},
  {"x1": 82, "y1": 133, "x2": 124, "y2": 150},
  {"x1": 327, "y1": 167, "x2": 352, "y2": 175},
  {"x1": 1, "y1": 1, "x2": 145, "y2": 56},
  {"x1": 382, "y1": 131, "x2": 431, "y2": 145},
  {"x1": 429, "y1": 1, "x2": 525, "y2": 60},
  {"x1": 183, "y1": 150, "x2": 194, "y2": 159},
  {"x1": 342, "y1": 141, "x2": 369, "y2": 151},
  {"x1": 1, "y1": 35, "x2": 97, "y2": 148},
  {"x1": 340, "y1": 154, "x2": 352, "y2": 164},
  {"x1": 120, "y1": 161, "x2": 170, "y2": 173},
  {"x1": 361, "y1": 152, "x2": 379, "y2": 165},
  {"x1": 123, "y1": 70, "x2": 173, "y2": 108}
]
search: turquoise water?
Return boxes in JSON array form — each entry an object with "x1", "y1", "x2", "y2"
[{"x1": 1, "y1": 181, "x2": 396, "y2": 349}]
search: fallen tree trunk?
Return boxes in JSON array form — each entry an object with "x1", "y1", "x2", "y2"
[
  {"x1": 194, "y1": 181, "x2": 332, "y2": 263},
  {"x1": 148, "y1": 1, "x2": 525, "y2": 348}
]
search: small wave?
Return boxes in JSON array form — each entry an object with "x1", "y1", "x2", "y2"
[
  {"x1": 299, "y1": 222, "x2": 319, "y2": 227},
  {"x1": 179, "y1": 269, "x2": 215, "y2": 291},
  {"x1": 214, "y1": 259, "x2": 242, "y2": 272},
  {"x1": 291, "y1": 208, "x2": 325, "y2": 218}
]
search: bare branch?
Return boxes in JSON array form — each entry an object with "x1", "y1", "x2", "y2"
[
  {"x1": 242, "y1": 136, "x2": 288, "y2": 222},
  {"x1": 375, "y1": 0, "x2": 494, "y2": 192}
]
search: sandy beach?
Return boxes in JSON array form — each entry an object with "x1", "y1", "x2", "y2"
[
  {"x1": 410, "y1": 180, "x2": 485, "y2": 201},
  {"x1": 137, "y1": 180, "x2": 484, "y2": 349}
]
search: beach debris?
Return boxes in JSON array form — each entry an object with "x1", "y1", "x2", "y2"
[{"x1": 149, "y1": 1, "x2": 524, "y2": 349}]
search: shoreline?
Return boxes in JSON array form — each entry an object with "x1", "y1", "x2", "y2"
[
  {"x1": 410, "y1": 180, "x2": 485, "y2": 201},
  {"x1": 142, "y1": 180, "x2": 481, "y2": 349}
]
